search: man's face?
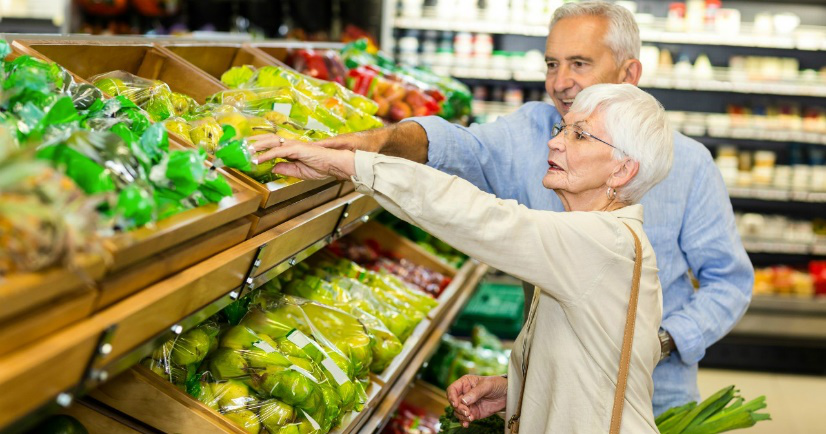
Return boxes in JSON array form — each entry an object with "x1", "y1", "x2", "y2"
[{"x1": 545, "y1": 15, "x2": 624, "y2": 114}]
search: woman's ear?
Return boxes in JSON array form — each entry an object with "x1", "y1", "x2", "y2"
[{"x1": 608, "y1": 159, "x2": 639, "y2": 189}]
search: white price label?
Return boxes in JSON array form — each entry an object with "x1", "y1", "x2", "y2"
[
  {"x1": 253, "y1": 340, "x2": 276, "y2": 354},
  {"x1": 287, "y1": 329, "x2": 312, "y2": 348},
  {"x1": 271, "y1": 103, "x2": 292, "y2": 116},
  {"x1": 306, "y1": 117, "x2": 331, "y2": 133},
  {"x1": 321, "y1": 358, "x2": 350, "y2": 386}
]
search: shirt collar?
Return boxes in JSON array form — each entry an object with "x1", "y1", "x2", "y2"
[{"x1": 610, "y1": 204, "x2": 644, "y2": 224}]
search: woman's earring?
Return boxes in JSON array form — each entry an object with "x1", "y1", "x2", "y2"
[{"x1": 606, "y1": 187, "x2": 617, "y2": 199}]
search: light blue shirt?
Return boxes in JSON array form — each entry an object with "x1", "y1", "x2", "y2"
[{"x1": 411, "y1": 102, "x2": 754, "y2": 415}]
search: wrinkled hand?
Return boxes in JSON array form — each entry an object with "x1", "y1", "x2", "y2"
[
  {"x1": 446, "y1": 375, "x2": 508, "y2": 428},
  {"x1": 248, "y1": 134, "x2": 355, "y2": 181}
]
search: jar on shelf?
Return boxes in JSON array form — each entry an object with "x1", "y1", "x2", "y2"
[
  {"x1": 420, "y1": 30, "x2": 439, "y2": 67},
  {"x1": 714, "y1": 9, "x2": 741, "y2": 36},
  {"x1": 483, "y1": 0, "x2": 509, "y2": 22},
  {"x1": 400, "y1": 0, "x2": 424, "y2": 18},
  {"x1": 398, "y1": 30, "x2": 420, "y2": 67},
  {"x1": 436, "y1": 0, "x2": 457, "y2": 20},
  {"x1": 454, "y1": 32, "x2": 474, "y2": 67},
  {"x1": 456, "y1": 0, "x2": 480, "y2": 21},
  {"x1": 666, "y1": 2, "x2": 686, "y2": 32},
  {"x1": 490, "y1": 50, "x2": 508, "y2": 71},
  {"x1": 473, "y1": 33, "x2": 493, "y2": 68}
]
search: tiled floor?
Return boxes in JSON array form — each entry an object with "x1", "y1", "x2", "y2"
[{"x1": 698, "y1": 369, "x2": 826, "y2": 434}]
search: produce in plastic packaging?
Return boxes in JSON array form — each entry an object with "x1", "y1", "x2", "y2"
[
  {"x1": 0, "y1": 143, "x2": 102, "y2": 275},
  {"x1": 281, "y1": 271, "x2": 403, "y2": 373},
  {"x1": 91, "y1": 71, "x2": 195, "y2": 121},
  {"x1": 0, "y1": 48, "x2": 233, "y2": 232}
]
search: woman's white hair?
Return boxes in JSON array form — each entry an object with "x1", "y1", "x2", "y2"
[
  {"x1": 549, "y1": 1, "x2": 640, "y2": 66},
  {"x1": 570, "y1": 83, "x2": 673, "y2": 204}
]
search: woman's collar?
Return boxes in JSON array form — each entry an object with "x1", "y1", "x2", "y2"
[{"x1": 609, "y1": 204, "x2": 644, "y2": 223}]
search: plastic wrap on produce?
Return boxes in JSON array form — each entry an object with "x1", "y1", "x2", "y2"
[
  {"x1": 279, "y1": 268, "x2": 403, "y2": 373},
  {"x1": 0, "y1": 47, "x2": 232, "y2": 232},
  {"x1": 0, "y1": 143, "x2": 103, "y2": 274},
  {"x1": 90, "y1": 70, "x2": 197, "y2": 122},
  {"x1": 218, "y1": 64, "x2": 382, "y2": 131}
]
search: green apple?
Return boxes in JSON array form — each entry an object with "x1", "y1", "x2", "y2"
[{"x1": 224, "y1": 409, "x2": 261, "y2": 434}]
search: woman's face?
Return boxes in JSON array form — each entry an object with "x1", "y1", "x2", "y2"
[{"x1": 543, "y1": 111, "x2": 620, "y2": 195}]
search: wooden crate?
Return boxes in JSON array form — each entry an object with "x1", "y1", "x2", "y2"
[
  {"x1": 93, "y1": 364, "x2": 380, "y2": 434},
  {"x1": 11, "y1": 39, "x2": 223, "y2": 103},
  {"x1": 347, "y1": 220, "x2": 457, "y2": 278},
  {"x1": 0, "y1": 318, "x2": 105, "y2": 428},
  {"x1": 95, "y1": 218, "x2": 252, "y2": 310},
  {"x1": 0, "y1": 286, "x2": 96, "y2": 355},
  {"x1": 158, "y1": 42, "x2": 341, "y2": 210},
  {"x1": 12, "y1": 39, "x2": 335, "y2": 211},
  {"x1": 0, "y1": 255, "x2": 104, "y2": 324},
  {"x1": 86, "y1": 220, "x2": 479, "y2": 434},
  {"x1": 160, "y1": 42, "x2": 280, "y2": 82},
  {"x1": 247, "y1": 182, "x2": 342, "y2": 237},
  {"x1": 89, "y1": 195, "x2": 353, "y2": 370},
  {"x1": 248, "y1": 41, "x2": 345, "y2": 65},
  {"x1": 102, "y1": 154, "x2": 260, "y2": 272},
  {"x1": 8, "y1": 40, "x2": 261, "y2": 272},
  {"x1": 56, "y1": 399, "x2": 144, "y2": 434}
]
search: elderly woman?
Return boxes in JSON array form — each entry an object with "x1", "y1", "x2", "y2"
[{"x1": 253, "y1": 83, "x2": 673, "y2": 433}]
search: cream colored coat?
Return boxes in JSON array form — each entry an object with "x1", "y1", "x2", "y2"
[{"x1": 352, "y1": 151, "x2": 662, "y2": 433}]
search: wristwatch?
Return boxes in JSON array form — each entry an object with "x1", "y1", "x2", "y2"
[{"x1": 658, "y1": 328, "x2": 674, "y2": 361}]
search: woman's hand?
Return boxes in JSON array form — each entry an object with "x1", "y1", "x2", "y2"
[
  {"x1": 248, "y1": 134, "x2": 356, "y2": 181},
  {"x1": 446, "y1": 375, "x2": 508, "y2": 427}
]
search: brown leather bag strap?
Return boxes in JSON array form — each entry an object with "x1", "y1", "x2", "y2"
[
  {"x1": 507, "y1": 286, "x2": 540, "y2": 433},
  {"x1": 609, "y1": 223, "x2": 644, "y2": 434}
]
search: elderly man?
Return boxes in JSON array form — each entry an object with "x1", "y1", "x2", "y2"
[{"x1": 254, "y1": 0, "x2": 753, "y2": 415}]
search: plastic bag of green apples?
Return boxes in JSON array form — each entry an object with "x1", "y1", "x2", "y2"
[
  {"x1": 0, "y1": 41, "x2": 232, "y2": 231},
  {"x1": 272, "y1": 264, "x2": 404, "y2": 374},
  {"x1": 88, "y1": 70, "x2": 373, "y2": 184},
  {"x1": 142, "y1": 294, "x2": 375, "y2": 433},
  {"x1": 220, "y1": 63, "x2": 383, "y2": 133}
]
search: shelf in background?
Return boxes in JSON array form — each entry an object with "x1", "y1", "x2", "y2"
[
  {"x1": 749, "y1": 295, "x2": 826, "y2": 316},
  {"x1": 729, "y1": 187, "x2": 826, "y2": 204},
  {"x1": 449, "y1": 66, "x2": 826, "y2": 98},
  {"x1": 393, "y1": 16, "x2": 826, "y2": 51},
  {"x1": 742, "y1": 238, "x2": 826, "y2": 256}
]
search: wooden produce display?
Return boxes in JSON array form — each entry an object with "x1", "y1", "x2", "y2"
[
  {"x1": 0, "y1": 38, "x2": 483, "y2": 434},
  {"x1": 249, "y1": 41, "x2": 345, "y2": 65},
  {"x1": 12, "y1": 38, "x2": 339, "y2": 216},
  {"x1": 0, "y1": 256, "x2": 105, "y2": 355},
  {"x1": 0, "y1": 47, "x2": 259, "y2": 359},
  {"x1": 0, "y1": 315, "x2": 106, "y2": 428},
  {"x1": 54, "y1": 398, "x2": 148, "y2": 434},
  {"x1": 84, "y1": 222, "x2": 483, "y2": 434},
  {"x1": 160, "y1": 42, "x2": 281, "y2": 83},
  {"x1": 0, "y1": 192, "x2": 380, "y2": 432}
]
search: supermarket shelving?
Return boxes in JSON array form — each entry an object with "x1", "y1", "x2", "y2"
[{"x1": 392, "y1": 16, "x2": 826, "y2": 51}]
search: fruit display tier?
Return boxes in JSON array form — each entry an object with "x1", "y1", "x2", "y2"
[{"x1": 0, "y1": 36, "x2": 487, "y2": 433}]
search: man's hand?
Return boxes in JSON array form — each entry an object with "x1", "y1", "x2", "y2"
[
  {"x1": 248, "y1": 135, "x2": 356, "y2": 181},
  {"x1": 446, "y1": 375, "x2": 508, "y2": 428}
]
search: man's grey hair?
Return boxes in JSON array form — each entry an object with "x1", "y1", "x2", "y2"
[
  {"x1": 570, "y1": 84, "x2": 673, "y2": 204},
  {"x1": 549, "y1": 1, "x2": 641, "y2": 66}
]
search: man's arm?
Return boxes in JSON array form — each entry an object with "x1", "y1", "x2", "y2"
[
  {"x1": 252, "y1": 121, "x2": 429, "y2": 164},
  {"x1": 253, "y1": 102, "x2": 560, "y2": 200},
  {"x1": 662, "y1": 160, "x2": 754, "y2": 365}
]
